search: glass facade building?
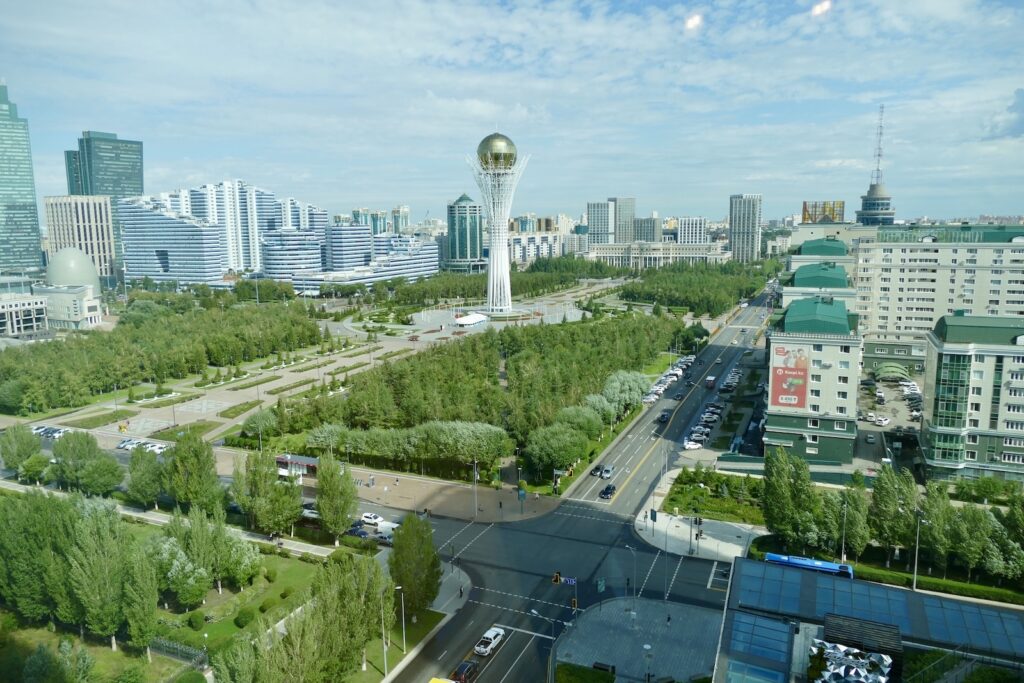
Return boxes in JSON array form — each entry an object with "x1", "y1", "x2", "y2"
[
  {"x1": 0, "y1": 85, "x2": 42, "y2": 273},
  {"x1": 446, "y1": 193, "x2": 485, "y2": 271},
  {"x1": 729, "y1": 193, "x2": 763, "y2": 263},
  {"x1": 65, "y1": 131, "x2": 144, "y2": 198}
]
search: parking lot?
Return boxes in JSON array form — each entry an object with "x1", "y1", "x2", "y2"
[{"x1": 857, "y1": 378, "x2": 924, "y2": 461}]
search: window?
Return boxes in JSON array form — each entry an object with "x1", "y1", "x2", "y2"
[
  {"x1": 812, "y1": 359, "x2": 823, "y2": 369},
  {"x1": 806, "y1": 447, "x2": 818, "y2": 454},
  {"x1": 840, "y1": 345, "x2": 851, "y2": 353},
  {"x1": 837, "y1": 406, "x2": 847, "y2": 415},
  {"x1": 813, "y1": 344, "x2": 823, "y2": 352},
  {"x1": 1003, "y1": 453, "x2": 1024, "y2": 464},
  {"x1": 837, "y1": 391, "x2": 848, "y2": 399},
  {"x1": 811, "y1": 374, "x2": 822, "y2": 383},
  {"x1": 876, "y1": 348, "x2": 888, "y2": 355},
  {"x1": 807, "y1": 419, "x2": 819, "y2": 428},
  {"x1": 810, "y1": 404, "x2": 820, "y2": 413},
  {"x1": 969, "y1": 419, "x2": 980, "y2": 428},
  {"x1": 807, "y1": 434, "x2": 819, "y2": 443},
  {"x1": 1006, "y1": 420, "x2": 1024, "y2": 431},
  {"x1": 966, "y1": 451, "x2": 978, "y2": 461},
  {"x1": 974, "y1": 370, "x2": 987, "y2": 380},
  {"x1": 1009, "y1": 404, "x2": 1024, "y2": 414},
  {"x1": 839, "y1": 360, "x2": 851, "y2": 370},
  {"x1": 971, "y1": 387, "x2": 983, "y2": 396},
  {"x1": 970, "y1": 402, "x2": 982, "y2": 412},
  {"x1": 1014, "y1": 356, "x2": 1024, "y2": 364},
  {"x1": 1004, "y1": 437, "x2": 1024, "y2": 447},
  {"x1": 810, "y1": 389, "x2": 821, "y2": 397},
  {"x1": 838, "y1": 376, "x2": 849, "y2": 384},
  {"x1": 834, "y1": 421, "x2": 847, "y2": 430}
]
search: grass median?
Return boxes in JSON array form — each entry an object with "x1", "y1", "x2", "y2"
[
  {"x1": 218, "y1": 400, "x2": 263, "y2": 419},
  {"x1": 227, "y1": 375, "x2": 282, "y2": 392},
  {"x1": 149, "y1": 419, "x2": 222, "y2": 442},
  {"x1": 62, "y1": 408, "x2": 139, "y2": 429},
  {"x1": 266, "y1": 379, "x2": 315, "y2": 396},
  {"x1": 345, "y1": 609, "x2": 445, "y2": 683}
]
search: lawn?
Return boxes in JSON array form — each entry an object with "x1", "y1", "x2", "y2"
[
  {"x1": 376, "y1": 348, "x2": 413, "y2": 362},
  {"x1": 149, "y1": 420, "x2": 222, "y2": 442},
  {"x1": 661, "y1": 469, "x2": 765, "y2": 525},
  {"x1": 329, "y1": 362, "x2": 370, "y2": 377},
  {"x1": 555, "y1": 662, "x2": 615, "y2": 683},
  {"x1": 345, "y1": 609, "x2": 445, "y2": 683},
  {"x1": 266, "y1": 378, "x2": 315, "y2": 395},
  {"x1": 227, "y1": 375, "x2": 282, "y2": 391},
  {"x1": 641, "y1": 352, "x2": 675, "y2": 377},
  {"x1": 62, "y1": 408, "x2": 139, "y2": 429},
  {"x1": 289, "y1": 358, "x2": 335, "y2": 373},
  {"x1": 218, "y1": 401, "x2": 263, "y2": 419},
  {"x1": 138, "y1": 393, "x2": 200, "y2": 409},
  {"x1": 342, "y1": 345, "x2": 383, "y2": 358},
  {"x1": 0, "y1": 610, "x2": 185, "y2": 683}
]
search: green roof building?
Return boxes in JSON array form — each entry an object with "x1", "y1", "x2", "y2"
[
  {"x1": 792, "y1": 262, "x2": 849, "y2": 289},
  {"x1": 799, "y1": 237, "x2": 848, "y2": 257}
]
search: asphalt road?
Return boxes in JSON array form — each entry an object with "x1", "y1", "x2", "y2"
[{"x1": 394, "y1": 294, "x2": 773, "y2": 683}]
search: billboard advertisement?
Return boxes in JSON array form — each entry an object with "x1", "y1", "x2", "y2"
[{"x1": 770, "y1": 344, "x2": 809, "y2": 409}]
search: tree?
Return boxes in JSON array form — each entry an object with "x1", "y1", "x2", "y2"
[
  {"x1": 19, "y1": 453, "x2": 50, "y2": 484},
  {"x1": 951, "y1": 505, "x2": 993, "y2": 582},
  {"x1": 523, "y1": 423, "x2": 587, "y2": 479},
  {"x1": 51, "y1": 431, "x2": 105, "y2": 491},
  {"x1": 77, "y1": 452, "x2": 123, "y2": 496},
  {"x1": 22, "y1": 644, "x2": 59, "y2": 683},
  {"x1": 123, "y1": 547, "x2": 158, "y2": 662},
  {"x1": 789, "y1": 453, "x2": 821, "y2": 552},
  {"x1": 553, "y1": 406, "x2": 603, "y2": 440},
  {"x1": 258, "y1": 478, "x2": 303, "y2": 537},
  {"x1": 127, "y1": 445, "x2": 163, "y2": 509},
  {"x1": 69, "y1": 501, "x2": 126, "y2": 650},
  {"x1": 840, "y1": 488, "x2": 871, "y2": 561},
  {"x1": 317, "y1": 451, "x2": 358, "y2": 544},
  {"x1": 389, "y1": 515, "x2": 442, "y2": 615},
  {"x1": 164, "y1": 431, "x2": 221, "y2": 513},
  {"x1": 762, "y1": 448, "x2": 795, "y2": 544},
  {"x1": 0, "y1": 423, "x2": 40, "y2": 471},
  {"x1": 919, "y1": 481, "x2": 955, "y2": 577},
  {"x1": 868, "y1": 464, "x2": 917, "y2": 567},
  {"x1": 57, "y1": 638, "x2": 95, "y2": 683}
]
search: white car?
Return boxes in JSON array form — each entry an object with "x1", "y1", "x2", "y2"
[
  {"x1": 910, "y1": 410, "x2": 922, "y2": 419},
  {"x1": 683, "y1": 441, "x2": 702, "y2": 450},
  {"x1": 361, "y1": 512, "x2": 384, "y2": 527},
  {"x1": 875, "y1": 417, "x2": 891, "y2": 427},
  {"x1": 689, "y1": 433, "x2": 708, "y2": 443},
  {"x1": 474, "y1": 626, "x2": 506, "y2": 656}
]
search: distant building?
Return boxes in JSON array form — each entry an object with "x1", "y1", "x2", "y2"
[
  {"x1": 32, "y1": 284, "x2": 101, "y2": 330},
  {"x1": 729, "y1": 194, "x2": 763, "y2": 262},
  {"x1": 261, "y1": 229, "x2": 323, "y2": 281},
  {"x1": 0, "y1": 85, "x2": 43, "y2": 273},
  {"x1": 325, "y1": 223, "x2": 372, "y2": 271},
  {"x1": 0, "y1": 294, "x2": 47, "y2": 336},
  {"x1": 445, "y1": 193, "x2": 486, "y2": 273},
  {"x1": 369, "y1": 210, "x2": 389, "y2": 235},
  {"x1": 509, "y1": 233, "x2": 563, "y2": 266},
  {"x1": 802, "y1": 200, "x2": 845, "y2": 224},
  {"x1": 855, "y1": 183, "x2": 895, "y2": 226},
  {"x1": 351, "y1": 208, "x2": 370, "y2": 226},
  {"x1": 763, "y1": 296, "x2": 862, "y2": 464},
  {"x1": 589, "y1": 241, "x2": 730, "y2": 269},
  {"x1": 764, "y1": 234, "x2": 791, "y2": 257},
  {"x1": 610, "y1": 197, "x2": 636, "y2": 243},
  {"x1": 780, "y1": 262, "x2": 856, "y2": 308},
  {"x1": 586, "y1": 201, "x2": 614, "y2": 244},
  {"x1": 786, "y1": 237, "x2": 854, "y2": 271},
  {"x1": 118, "y1": 197, "x2": 227, "y2": 285},
  {"x1": 292, "y1": 236, "x2": 438, "y2": 293},
  {"x1": 46, "y1": 247, "x2": 102, "y2": 295},
  {"x1": 677, "y1": 217, "x2": 709, "y2": 244},
  {"x1": 633, "y1": 217, "x2": 660, "y2": 243},
  {"x1": 65, "y1": 131, "x2": 143, "y2": 198},
  {"x1": 392, "y1": 205, "x2": 410, "y2": 232},
  {"x1": 44, "y1": 195, "x2": 117, "y2": 278}
]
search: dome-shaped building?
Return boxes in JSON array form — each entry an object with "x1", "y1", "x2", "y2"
[
  {"x1": 46, "y1": 247, "x2": 102, "y2": 294},
  {"x1": 477, "y1": 133, "x2": 518, "y2": 169}
]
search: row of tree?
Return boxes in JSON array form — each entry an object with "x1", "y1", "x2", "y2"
[
  {"x1": 619, "y1": 260, "x2": 781, "y2": 317},
  {"x1": 0, "y1": 300, "x2": 321, "y2": 415},
  {"x1": 763, "y1": 449, "x2": 1024, "y2": 584}
]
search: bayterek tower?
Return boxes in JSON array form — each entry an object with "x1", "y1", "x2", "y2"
[{"x1": 469, "y1": 133, "x2": 528, "y2": 315}]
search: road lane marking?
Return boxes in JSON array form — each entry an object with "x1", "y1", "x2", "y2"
[
  {"x1": 440, "y1": 520, "x2": 478, "y2": 550},
  {"x1": 467, "y1": 599, "x2": 573, "y2": 625},
  {"x1": 638, "y1": 550, "x2": 660, "y2": 597},
  {"x1": 706, "y1": 561, "x2": 719, "y2": 590},
  {"x1": 666, "y1": 555, "x2": 685, "y2": 599},
  {"x1": 453, "y1": 523, "x2": 493, "y2": 560},
  {"x1": 500, "y1": 634, "x2": 538, "y2": 683},
  {"x1": 437, "y1": 649, "x2": 448, "y2": 661},
  {"x1": 553, "y1": 510, "x2": 631, "y2": 524},
  {"x1": 475, "y1": 587, "x2": 583, "y2": 612},
  {"x1": 476, "y1": 631, "x2": 514, "y2": 679}
]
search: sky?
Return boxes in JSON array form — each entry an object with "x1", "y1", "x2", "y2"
[{"x1": 2, "y1": 0, "x2": 1022, "y2": 225}]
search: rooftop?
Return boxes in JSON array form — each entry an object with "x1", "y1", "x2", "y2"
[
  {"x1": 875, "y1": 224, "x2": 1024, "y2": 244},
  {"x1": 792, "y1": 262, "x2": 849, "y2": 289},
  {"x1": 798, "y1": 237, "x2": 848, "y2": 256},
  {"x1": 780, "y1": 297, "x2": 854, "y2": 335},
  {"x1": 932, "y1": 311, "x2": 1024, "y2": 345}
]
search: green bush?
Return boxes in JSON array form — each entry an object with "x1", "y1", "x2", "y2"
[
  {"x1": 259, "y1": 596, "x2": 279, "y2": 613},
  {"x1": 234, "y1": 606, "x2": 256, "y2": 628},
  {"x1": 280, "y1": 586, "x2": 294, "y2": 599},
  {"x1": 265, "y1": 567, "x2": 278, "y2": 583},
  {"x1": 255, "y1": 542, "x2": 277, "y2": 555},
  {"x1": 340, "y1": 535, "x2": 377, "y2": 552},
  {"x1": 187, "y1": 610, "x2": 205, "y2": 631},
  {"x1": 176, "y1": 671, "x2": 208, "y2": 683},
  {"x1": 113, "y1": 665, "x2": 146, "y2": 683},
  {"x1": 964, "y1": 666, "x2": 1021, "y2": 683}
]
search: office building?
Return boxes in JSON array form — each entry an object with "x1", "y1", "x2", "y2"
[
  {"x1": 445, "y1": 193, "x2": 486, "y2": 273},
  {"x1": 922, "y1": 313, "x2": 1024, "y2": 482},
  {"x1": 802, "y1": 200, "x2": 845, "y2": 224},
  {"x1": 118, "y1": 197, "x2": 227, "y2": 285},
  {"x1": 763, "y1": 297, "x2": 861, "y2": 464},
  {"x1": 351, "y1": 208, "x2": 370, "y2": 226},
  {"x1": 261, "y1": 229, "x2": 323, "y2": 281},
  {"x1": 633, "y1": 217, "x2": 660, "y2": 243},
  {"x1": 44, "y1": 196, "x2": 117, "y2": 278},
  {"x1": 369, "y1": 210, "x2": 389, "y2": 235},
  {"x1": 589, "y1": 241, "x2": 730, "y2": 269},
  {"x1": 325, "y1": 223, "x2": 372, "y2": 271},
  {"x1": 677, "y1": 217, "x2": 709, "y2": 244},
  {"x1": 0, "y1": 85, "x2": 42, "y2": 273},
  {"x1": 729, "y1": 194, "x2": 763, "y2": 262},
  {"x1": 610, "y1": 197, "x2": 636, "y2": 243},
  {"x1": 392, "y1": 205, "x2": 410, "y2": 232},
  {"x1": 292, "y1": 237, "x2": 438, "y2": 293},
  {"x1": 586, "y1": 201, "x2": 614, "y2": 244},
  {"x1": 65, "y1": 131, "x2": 143, "y2": 198},
  {"x1": 0, "y1": 294, "x2": 47, "y2": 336},
  {"x1": 31, "y1": 284, "x2": 101, "y2": 330}
]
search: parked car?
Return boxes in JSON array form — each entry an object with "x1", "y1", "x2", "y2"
[
  {"x1": 599, "y1": 484, "x2": 617, "y2": 499},
  {"x1": 301, "y1": 502, "x2": 320, "y2": 520},
  {"x1": 361, "y1": 512, "x2": 384, "y2": 526},
  {"x1": 474, "y1": 627, "x2": 506, "y2": 656},
  {"x1": 344, "y1": 527, "x2": 370, "y2": 539},
  {"x1": 674, "y1": 393, "x2": 685, "y2": 400},
  {"x1": 657, "y1": 413, "x2": 670, "y2": 423},
  {"x1": 875, "y1": 417, "x2": 891, "y2": 427},
  {"x1": 865, "y1": 434, "x2": 877, "y2": 444},
  {"x1": 683, "y1": 441, "x2": 702, "y2": 450}
]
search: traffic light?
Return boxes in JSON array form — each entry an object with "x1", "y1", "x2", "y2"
[
  {"x1": 571, "y1": 598, "x2": 578, "y2": 610},
  {"x1": 552, "y1": 571, "x2": 561, "y2": 584},
  {"x1": 697, "y1": 517, "x2": 704, "y2": 526},
  {"x1": 650, "y1": 509, "x2": 658, "y2": 522}
]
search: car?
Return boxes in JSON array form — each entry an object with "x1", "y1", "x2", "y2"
[
  {"x1": 599, "y1": 484, "x2": 617, "y2": 499},
  {"x1": 361, "y1": 512, "x2": 384, "y2": 526},
  {"x1": 683, "y1": 440, "x2": 702, "y2": 450},
  {"x1": 865, "y1": 434, "x2": 877, "y2": 444},
  {"x1": 474, "y1": 627, "x2": 506, "y2": 656},
  {"x1": 715, "y1": 358, "x2": 723, "y2": 364},
  {"x1": 689, "y1": 433, "x2": 708, "y2": 443},
  {"x1": 906, "y1": 425, "x2": 918, "y2": 433},
  {"x1": 301, "y1": 502, "x2": 320, "y2": 520},
  {"x1": 702, "y1": 414, "x2": 720, "y2": 422},
  {"x1": 450, "y1": 660, "x2": 480, "y2": 683},
  {"x1": 373, "y1": 531, "x2": 394, "y2": 545},
  {"x1": 895, "y1": 426, "x2": 905, "y2": 435},
  {"x1": 30, "y1": 425, "x2": 47, "y2": 435},
  {"x1": 686, "y1": 380, "x2": 696, "y2": 387},
  {"x1": 674, "y1": 393, "x2": 685, "y2": 400},
  {"x1": 349, "y1": 519, "x2": 365, "y2": 530},
  {"x1": 344, "y1": 527, "x2": 370, "y2": 539},
  {"x1": 600, "y1": 465, "x2": 614, "y2": 479},
  {"x1": 709, "y1": 402, "x2": 724, "y2": 409},
  {"x1": 590, "y1": 464, "x2": 603, "y2": 476},
  {"x1": 657, "y1": 413, "x2": 670, "y2": 423},
  {"x1": 910, "y1": 410, "x2": 922, "y2": 419},
  {"x1": 875, "y1": 417, "x2": 891, "y2": 426},
  {"x1": 731, "y1": 339, "x2": 738, "y2": 345}
]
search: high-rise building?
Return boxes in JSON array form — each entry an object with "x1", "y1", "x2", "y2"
[
  {"x1": 325, "y1": 223, "x2": 372, "y2": 270},
  {"x1": 352, "y1": 208, "x2": 370, "y2": 226},
  {"x1": 369, "y1": 210, "x2": 389, "y2": 235},
  {"x1": 729, "y1": 194, "x2": 763, "y2": 262},
  {"x1": 802, "y1": 201, "x2": 845, "y2": 224},
  {"x1": 610, "y1": 197, "x2": 636, "y2": 243},
  {"x1": 445, "y1": 193, "x2": 486, "y2": 273},
  {"x1": 65, "y1": 131, "x2": 143, "y2": 198},
  {"x1": 586, "y1": 201, "x2": 613, "y2": 244},
  {"x1": 633, "y1": 217, "x2": 660, "y2": 243},
  {"x1": 118, "y1": 197, "x2": 227, "y2": 285},
  {"x1": 392, "y1": 205, "x2": 410, "y2": 232},
  {"x1": 44, "y1": 196, "x2": 117, "y2": 278},
  {"x1": 677, "y1": 217, "x2": 709, "y2": 244},
  {"x1": 0, "y1": 85, "x2": 42, "y2": 273},
  {"x1": 261, "y1": 229, "x2": 323, "y2": 281}
]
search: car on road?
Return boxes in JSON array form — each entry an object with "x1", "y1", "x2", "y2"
[
  {"x1": 599, "y1": 484, "x2": 617, "y2": 499},
  {"x1": 600, "y1": 465, "x2": 615, "y2": 479},
  {"x1": 686, "y1": 380, "x2": 696, "y2": 387},
  {"x1": 683, "y1": 441, "x2": 702, "y2": 450},
  {"x1": 688, "y1": 433, "x2": 708, "y2": 443},
  {"x1": 731, "y1": 339, "x2": 738, "y2": 345},
  {"x1": 360, "y1": 512, "x2": 384, "y2": 527},
  {"x1": 450, "y1": 660, "x2": 480, "y2": 682},
  {"x1": 865, "y1": 434, "x2": 877, "y2": 444},
  {"x1": 657, "y1": 412, "x2": 670, "y2": 423},
  {"x1": 673, "y1": 393, "x2": 685, "y2": 400},
  {"x1": 590, "y1": 464, "x2": 603, "y2": 476},
  {"x1": 474, "y1": 627, "x2": 506, "y2": 656},
  {"x1": 875, "y1": 417, "x2": 891, "y2": 427},
  {"x1": 715, "y1": 358, "x2": 723, "y2": 364}
]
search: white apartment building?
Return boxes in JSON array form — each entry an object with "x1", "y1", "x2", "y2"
[
  {"x1": 589, "y1": 241, "x2": 730, "y2": 269},
  {"x1": 261, "y1": 229, "x2": 323, "y2": 281},
  {"x1": 677, "y1": 216, "x2": 709, "y2": 244},
  {"x1": 586, "y1": 201, "x2": 613, "y2": 244},
  {"x1": 729, "y1": 194, "x2": 762, "y2": 263},
  {"x1": 509, "y1": 233, "x2": 563, "y2": 266},
  {"x1": 44, "y1": 195, "x2": 117, "y2": 277}
]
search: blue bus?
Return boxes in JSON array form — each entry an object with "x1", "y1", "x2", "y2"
[{"x1": 764, "y1": 553, "x2": 854, "y2": 579}]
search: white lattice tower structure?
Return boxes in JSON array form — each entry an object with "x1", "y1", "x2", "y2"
[{"x1": 469, "y1": 133, "x2": 528, "y2": 314}]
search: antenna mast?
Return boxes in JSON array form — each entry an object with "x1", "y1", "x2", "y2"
[{"x1": 872, "y1": 104, "x2": 885, "y2": 185}]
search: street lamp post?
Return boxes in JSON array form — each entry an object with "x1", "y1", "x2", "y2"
[
  {"x1": 395, "y1": 586, "x2": 406, "y2": 652},
  {"x1": 625, "y1": 545, "x2": 637, "y2": 612},
  {"x1": 380, "y1": 593, "x2": 388, "y2": 676},
  {"x1": 840, "y1": 493, "x2": 848, "y2": 564},
  {"x1": 473, "y1": 458, "x2": 478, "y2": 519},
  {"x1": 913, "y1": 510, "x2": 929, "y2": 591},
  {"x1": 529, "y1": 609, "x2": 555, "y2": 640}
]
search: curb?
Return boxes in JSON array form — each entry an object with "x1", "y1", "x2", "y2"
[{"x1": 380, "y1": 611, "x2": 457, "y2": 683}]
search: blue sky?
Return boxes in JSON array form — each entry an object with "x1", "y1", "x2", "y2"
[{"x1": 2, "y1": 0, "x2": 1022, "y2": 224}]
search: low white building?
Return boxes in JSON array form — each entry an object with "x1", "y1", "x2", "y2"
[
  {"x1": 32, "y1": 284, "x2": 101, "y2": 330},
  {"x1": 588, "y1": 241, "x2": 730, "y2": 269},
  {"x1": 0, "y1": 294, "x2": 47, "y2": 336}
]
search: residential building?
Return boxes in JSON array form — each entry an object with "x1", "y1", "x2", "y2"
[
  {"x1": 923, "y1": 312, "x2": 1024, "y2": 482},
  {"x1": 0, "y1": 294, "x2": 46, "y2": 336},
  {"x1": 779, "y1": 263, "x2": 856, "y2": 308},
  {"x1": 586, "y1": 201, "x2": 614, "y2": 244},
  {"x1": 801, "y1": 200, "x2": 845, "y2": 224},
  {"x1": 610, "y1": 197, "x2": 636, "y2": 243},
  {"x1": 292, "y1": 237, "x2": 438, "y2": 293},
  {"x1": 64, "y1": 131, "x2": 143, "y2": 198},
  {"x1": 589, "y1": 241, "x2": 730, "y2": 269},
  {"x1": 325, "y1": 223, "x2": 372, "y2": 271},
  {"x1": 31, "y1": 284, "x2": 101, "y2": 330},
  {"x1": 764, "y1": 234, "x2": 792, "y2": 257},
  {"x1": 392, "y1": 205, "x2": 410, "y2": 232},
  {"x1": 763, "y1": 296, "x2": 861, "y2": 464},
  {"x1": 509, "y1": 232, "x2": 563, "y2": 266},
  {"x1": 564, "y1": 227, "x2": 589, "y2": 256},
  {"x1": 261, "y1": 229, "x2": 323, "y2": 281},
  {"x1": 677, "y1": 216, "x2": 709, "y2": 244},
  {"x1": 351, "y1": 208, "x2": 370, "y2": 225},
  {"x1": 445, "y1": 193, "x2": 486, "y2": 273},
  {"x1": 633, "y1": 217, "x2": 660, "y2": 243},
  {"x1": 729, "y1": 194, "x2": 763, "y2": 262},
  {"x1": 44, "y1": 195, "x2": 117, "y2": 278},
  {"x1": 369, "y1": 210, "x2": 389, "y2": 235},
  {"x1": 0, "y1": 85, "x2": 42, "y2": 273},
  {"x1": 118, "y1": 197, "x2": 227, "y2": 285}
]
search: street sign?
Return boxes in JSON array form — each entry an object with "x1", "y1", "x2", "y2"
[
  {"x1": 518, "y1": 489, "x2": 527, "y2": 501},
  {"x1": 553, "y1": 469, "x2": 567, "y2": 476},
  {"x1": 597, "y1": 577, "x2": 606, "y2": 593},
  {"x1": 562, "y1": 576, "x2": 577, "y2": 586}
]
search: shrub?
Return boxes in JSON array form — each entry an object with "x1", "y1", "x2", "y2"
[
  {"x1": 265, "y1": 567, "x2": 278, "y2": 583},
  {"x1": 114, "y1": 665, "x2": 146, "y2": 683},
  {"x1": 259, "y1": 596, "x2": 279, "y2": 613},
  {"x1": 255, "y1": 542, "x2": 277, "y2": 555},
  {"x1": 340, "y1": 535, "x2": 377, "y2": 552},
  {"x1": 187, "y1": 610, "x2": 205, "y2": 631},
  {"x1": 176, "y1": 672, "x2": 208, "y2": 683},
  {"x1": 280, "y1": 586, "x2": 294, "y2": 599},
  {"x1": 234, "y1": 606, "x2": 256, "y2": 628}
]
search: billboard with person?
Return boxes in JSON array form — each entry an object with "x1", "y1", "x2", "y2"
[{"x1": 770, "y1": 344, "x2": 809, "y2": 409}]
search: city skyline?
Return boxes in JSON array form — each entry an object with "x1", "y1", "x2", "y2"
[{"x1": 1, "y1": 1, "x2": 1022, "y2": 227}]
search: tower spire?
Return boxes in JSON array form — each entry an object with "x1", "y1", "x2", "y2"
[{"x1": 872, "y1": 104, "x2": 885, "y2": 185}]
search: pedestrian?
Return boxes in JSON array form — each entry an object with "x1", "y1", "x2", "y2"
[
  {"x1": 395, "y1": 477, "x2": 399, "y2": 486},
  {"x1": 459, "y1": 586, "x2": 464, "y2": 598},
  {"x1": 667, "y1": 613, "x2": 672, "y2": 625}
]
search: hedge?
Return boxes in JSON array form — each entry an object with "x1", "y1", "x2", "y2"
[
  {"x1": 340, "y1": 535, "x2": 378, "y2": 552},
  {"x1": 234, "y1": 606, "x2": 256, "y2": 628},
  {"x1": 260, "y1": 596, "x2": 279, "y2": 613},
  {"x1": 175, "y1": 672, "x2": 208, "y2": 683},
  {"x1": 187, "y1": 610, "x2": 205, "y2": 631}
]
